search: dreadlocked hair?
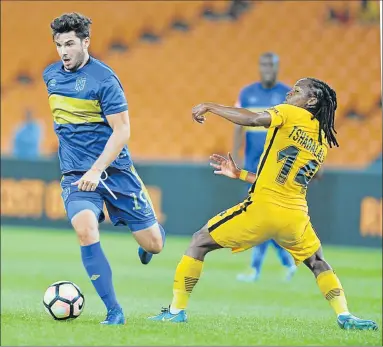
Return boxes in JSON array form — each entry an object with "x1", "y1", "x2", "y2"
[{"x1": 306, "y1": 78, "x2": 339, "y2": 148}]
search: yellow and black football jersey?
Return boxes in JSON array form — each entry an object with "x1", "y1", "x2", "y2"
[{"x1": 250, "y1": 103, "x2": 329, "y2": 212}]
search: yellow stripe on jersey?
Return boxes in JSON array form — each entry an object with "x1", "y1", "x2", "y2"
[
  {"x1": 243, "y1": 107, "x2": 267, "y2": 132},
  {"x1": 48, "y1": 94, "x2": 103, "y2": 124},
  {"x1": 130, "y1": 165, "x2": 157, "y2": 219}
]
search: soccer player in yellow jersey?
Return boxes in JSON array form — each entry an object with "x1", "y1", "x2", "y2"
[{"x1": 149, "y1": 78, "x2": 378, "y2": 330}]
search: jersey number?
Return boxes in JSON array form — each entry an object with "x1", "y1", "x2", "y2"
[
  {"x1": 129, "y1": 191, "x2": 148, "y2": 210},
  {"x1": 276, "y1": 145, "x2": 319, "y2": 190}
]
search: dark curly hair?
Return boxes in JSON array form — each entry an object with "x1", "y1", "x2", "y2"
[
  {"x1": 306, "y1": 78, "x2": 339, "y2": 148},
  {"x1": 51, "y1": 12, "x2": 92, "y2": 40}
]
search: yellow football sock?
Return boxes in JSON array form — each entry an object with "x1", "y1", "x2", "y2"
[
  {"x1": 316, "y1": 270, "x2": 349, "y2": 316},
  {"x1": 171, "y1": 255, "x2": 204, "y2": 311}
]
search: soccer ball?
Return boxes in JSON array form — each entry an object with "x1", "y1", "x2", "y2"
[{"x1": 43, "y1": 281, "x2": 85, "y2": 320}]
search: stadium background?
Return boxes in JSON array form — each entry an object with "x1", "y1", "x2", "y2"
[{"x1": 1, "y1": 1, "x2": 382, "y2": 346}]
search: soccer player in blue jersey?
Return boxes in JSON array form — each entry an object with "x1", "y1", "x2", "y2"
[
  {"x1": 43, "y1": 13, "x2": 166, "y2": 325},
  {"x1": 233, "y1": 52, "x2": 297, "y2": 282}
]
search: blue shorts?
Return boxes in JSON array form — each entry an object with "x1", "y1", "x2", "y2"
[
  {"x1": 60, "y1": 166, "x2": 157, "y2": 232},
  {"x1": 244, "y1": 158, "x2": 260, "y2": 174}
]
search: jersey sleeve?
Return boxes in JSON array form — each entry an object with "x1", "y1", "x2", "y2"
[
  {"x1": 266, "y1": 104, "x2": 291, "y2": 128},
  {"x1": 42, "y1": 71, "x2": 48, "y2": 86},
  {"x1": 42, "y1": 64, "x2": 55, "y2": 90},
  {"x1": 99, "y1": 76, "x2": 129, "y2": 116}
]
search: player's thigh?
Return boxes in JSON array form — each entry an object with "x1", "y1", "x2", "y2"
[
  {"x1": 207, "y1": 199, "x2": 271, "y2": 253},
  {"x1": 275, "y1": 211, "x2": 321, "y2": 266},
  {"x1": 103, "y1": 166, "x2": 158, "y2": 232},
  {"x1": 61, "y1": 173, "x2": 105, "y2": 244}
]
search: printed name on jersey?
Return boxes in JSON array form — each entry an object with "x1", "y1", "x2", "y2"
[{"x1": 288, "y1": 126, "x2": 325, "y2": 163}]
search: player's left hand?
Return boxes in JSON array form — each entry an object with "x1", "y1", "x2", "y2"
[
  {"x1": 192, "y1": 103, "x2": 211, "y2": 124},
  {"x1": 210, "y1": 152, "x2": 240, "y2": 179},
  {"x1": 72, "y1": 168, "x2": 102, "y2": 192}
]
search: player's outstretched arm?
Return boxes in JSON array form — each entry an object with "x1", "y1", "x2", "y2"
[
  {"x1": 192, "y1": 103, "x2": 271, "y2": 127},
  {"x1": 210, "y1": 153, "x2": 256, "y2": 184}
]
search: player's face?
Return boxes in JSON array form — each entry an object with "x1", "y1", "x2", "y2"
[
  {"x1": 285, "y1": 79, "x2": 315, "y2": 109},
  {"x1": 54, "y1": 31, "x2": 90, "y2": 71},
  {"x1": 259, "y1": 56, "x2": 278, "y2": 85}
]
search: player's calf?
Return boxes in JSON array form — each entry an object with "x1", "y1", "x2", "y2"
[
  {"x1": 304, "y1": 248, "x2": 349, "y2": 316},
  {"x1": 304, "y1": 247, "x2": 378, "y2": 331},
  {"x1": 71, "y1": 209, "x2": 123, "y2": 322},
  {"x1": 150, "y1": 226, "x2": 222, "y2": 320}
]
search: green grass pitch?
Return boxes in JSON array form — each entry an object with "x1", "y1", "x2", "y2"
[{"x1": 1, "y1": 226, "x2": 382, "y2": 346}]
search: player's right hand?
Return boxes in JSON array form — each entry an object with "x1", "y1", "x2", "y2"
[
  {"x1": 71, "y1": 168, "x2": 102, "y2": 192},
  {"x1": 192, "y1": 103, "x2": 210, "y2": 124},
  {"x1": 209, "y1": 152, "x2": 240, "y2": 179}
]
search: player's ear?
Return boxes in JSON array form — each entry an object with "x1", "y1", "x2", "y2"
[
  {"x1": 306, "y1": 97, "x2": 317, "y2": 108},
  {"x1": 82, "y1": 37, "x2": 90, "y2": 49}
]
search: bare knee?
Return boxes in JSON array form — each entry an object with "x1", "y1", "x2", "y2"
[
  {"x1": 145, "y1": 235, "x2": 163, "y2": 254},
  {"x1": 189, "y1": 230, "x2": 207, "y2": 249},
  {"x1": 133, "y1": 224, "x2": 163, "y2": 254},
  {"x1": 185, "y1": 227, "x2": 222, "y2": 261},
  {"x1": 71, "y1": 210, "x2": 99, "y2": 246},
  {"x1": 304, "y1": 247, "x2": 331, "y2": 277}
]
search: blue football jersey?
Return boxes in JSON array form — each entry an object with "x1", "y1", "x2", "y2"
[
  {"x1": 43, "y1": 57, "x2": 130, "y2": 174},
  {"x1": 238, "y1": 82, "x2": 290, "y2": 172}
]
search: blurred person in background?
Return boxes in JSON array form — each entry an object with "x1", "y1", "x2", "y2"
[
  {"x1": 359, "y1": 0, "x2": 380, "y2": 23},
  {"x1": 233, "y1": 52, "x2": 296, "y2": 282},
  {"x1": 12, "y1": 109, "x2": 42, "y2": 160}
]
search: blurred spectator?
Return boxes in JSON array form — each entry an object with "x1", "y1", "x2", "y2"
[
  {"x1": 327, "y1": 5, "x2": 350, "y2": 24},
  {"x1": 361, "y1": 0, "x2": 369, "y2": 10},
  {"x1": 359, "y1": 0, "x2": 380, "y2": 23},
  {"x1": 227, "y1": 0, "x2": 251, "y2": 20},
  {"x1": 346, "y1": 109, "x2": 365, "y2": 120},
  {"x1": 328, "y1": 0, "x2": 379, "y2": 24},
  {"x1": 12, "y1": 110, "x2": 42, "y2": 159},
  {"x1": 203, "y1": 0, "x2": 251, "y2": 20}
]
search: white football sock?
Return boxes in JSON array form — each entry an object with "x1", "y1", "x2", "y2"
[{"x1": 169, "y1": 306, "x2": 182, "y2": 314}]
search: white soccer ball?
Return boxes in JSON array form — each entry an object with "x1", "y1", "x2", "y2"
[{"x1": 43, "y1": 281, "x2": 85, "y2": 320}]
